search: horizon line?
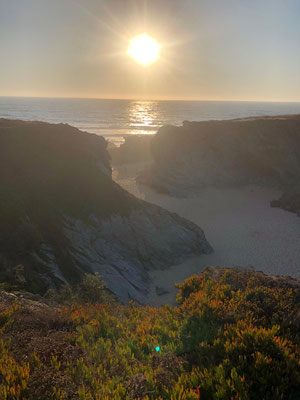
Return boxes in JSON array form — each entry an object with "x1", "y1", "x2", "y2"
[{"x1": 1, "y1": 95, "x2": 300, "y2": 104}]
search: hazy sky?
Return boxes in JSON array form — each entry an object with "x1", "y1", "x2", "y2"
[{"x1": 1, "y1": 0, "x2": 300, "y2": 101}]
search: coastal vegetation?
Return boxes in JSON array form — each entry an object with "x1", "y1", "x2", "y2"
[
  {"x1": 2, "y1": 1, "x2": 300, "y2": 398},
  {"x1": 1, "y1": 120, "x2": 299, "y2": 398},
  {"x1": 0, "y1": 268, "x2": 299, "y2": 399}
]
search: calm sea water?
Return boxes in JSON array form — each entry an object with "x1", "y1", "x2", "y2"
[{"x1": 1, "y1": 97, "x2": 300, "y2": 145}]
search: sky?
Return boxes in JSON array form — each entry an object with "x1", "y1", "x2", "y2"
[{"x1": 0, "y1": 0, "x2": 300, "y2": 101}]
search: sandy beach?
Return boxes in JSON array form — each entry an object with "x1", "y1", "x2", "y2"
[{"x1": 113, "y1": 163, "x2": 300, "y2": 306}]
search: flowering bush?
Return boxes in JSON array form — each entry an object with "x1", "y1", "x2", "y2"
[{"x1": 0, "y1": 268, "x2": 299, "y2": 399}]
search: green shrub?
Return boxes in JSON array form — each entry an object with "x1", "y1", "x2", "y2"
[
  {"x1": 45, "y1": 273, "x2": 112, "y2": 305},
  {"x1": 1, "y1": 268, "x2": 299, "y2": 399}
]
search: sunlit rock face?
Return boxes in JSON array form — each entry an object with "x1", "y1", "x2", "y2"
[
  {"x1": 0, "y1": 119, "x2": 212, "y2": 302},
  {"x1": 138, "y1": 116, "x2": 300, "y2": 196},
  {"x1": 63, "y1": 205, "x2": 212, "y2": 303}
]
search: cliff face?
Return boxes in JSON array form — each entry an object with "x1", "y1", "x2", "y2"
[
  {"x1": 108, "y1": 135, "x2": 154, "y2": 165},
  {"x1": 271, "y1": 188, "x2": 300, "y2": 217},
  {"x1": 0, "y1": 119, "x2": 212, "y2": 302},
  {"x1": 138, "y1": 116, "x2": 300, "y2": 196}
]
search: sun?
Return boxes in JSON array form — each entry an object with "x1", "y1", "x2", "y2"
[{"x1": 128, "y1": 34, "x2": 159, "y2": 66}]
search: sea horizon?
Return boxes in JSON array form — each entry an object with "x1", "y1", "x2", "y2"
[
  {"x1": 1, "y1": 95, "x2": 300, "y2": 103},
  {"x1": 2, "y1": 96, "x2": 300, "y2": 145}
]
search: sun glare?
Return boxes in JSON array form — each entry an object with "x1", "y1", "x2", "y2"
[{"x1": 128, "y1": 34, "x2": 159, "y2": 66}]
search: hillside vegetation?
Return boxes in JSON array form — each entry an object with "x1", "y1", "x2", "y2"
[{"x1": 0, "y1": 268, "x2": 299, "y2": 399}]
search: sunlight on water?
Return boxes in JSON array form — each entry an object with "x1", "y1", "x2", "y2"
[
  {"x1": 128, "y1": 100, "x2": 159, "y2": 132},
  {"x1": 1, "y1": 97, "x2": 300, "y2": 146}
]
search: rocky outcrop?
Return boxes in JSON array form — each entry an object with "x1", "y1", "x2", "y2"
[
  {"x1": 63, "y1": 204, "x2": 211, "y2": 303},
  {"x1": 0, "y1": 119, "x2": 212, "y2": 302},
  {"x1": 108, "y1": 134, "x2": 154, "y2": 165},
  {"x1": 138, "y1": 116, "x2": 300, "y2": 196},
  {"x1": 271, "y1": 188, "x2": 300, "y2": 217}
]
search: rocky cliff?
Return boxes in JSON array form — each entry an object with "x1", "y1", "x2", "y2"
[
  {"x1": 108, "y1": 134, "x2": 154, "y2": 165},
  {"x1": 0, "y1": 119, "x2": 212, "y2": 302},
  {"x1": 271, "y1": 188, "x2": 300, "y2": 217},
  {"x1": 138, "y1": 115, "x2": 300, "y2": 196}
]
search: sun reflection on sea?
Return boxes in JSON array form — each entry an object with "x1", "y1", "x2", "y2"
[{"x1": 128, "y1": 100, "x2": 159, "y2": 134}]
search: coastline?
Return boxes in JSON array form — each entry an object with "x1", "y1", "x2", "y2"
[{"x1": 113, "y1": 162, "x2": 300, "y2": 306}]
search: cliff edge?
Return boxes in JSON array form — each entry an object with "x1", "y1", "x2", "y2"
[
  {"x1": 0, "y1": 119, "x2": 212, "y2": 302},
  {"x1": 138, "y1": 115, "x2": 300, "y2": 196}
]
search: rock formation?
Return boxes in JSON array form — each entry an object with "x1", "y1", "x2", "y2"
[
  {"x1": 138, "y1": 116, "x2": 300, "y2": 196},
  {"x1": 0, "y1": 119, "x2": 212, "y2": 302},
  {"x1": 271, "y1": 188, "x2": 300, "y2": 217},
  {"x1": 108, "y1": 134, "x2": 154, "y2": 165}
]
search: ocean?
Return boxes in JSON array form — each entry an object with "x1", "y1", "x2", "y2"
[{"x1": 1, "y1": 97, "x2": 300, "y2": 145}]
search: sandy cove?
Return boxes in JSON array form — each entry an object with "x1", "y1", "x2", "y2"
[{"x1": 113, "y1": 162, "x2": 300, "y2": 306}]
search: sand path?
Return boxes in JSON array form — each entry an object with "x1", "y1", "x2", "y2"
[{"x1": 113, "y1": 163, "x2": 300, "y2": 306}]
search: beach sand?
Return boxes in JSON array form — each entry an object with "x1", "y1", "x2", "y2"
[{"x1": 113, "y1": 163, "x2": 300, "y2": 306}]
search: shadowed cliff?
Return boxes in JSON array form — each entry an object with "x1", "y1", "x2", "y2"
[
  {"x1": 137, "y1": 115, "x2": 300, "y2": 197},
  {"x1": 0, "y1": 119, "x2": 212, "y2": 302},
  {"x1": 271, "y1": 189, "x2": 300, "y2": 217}
]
